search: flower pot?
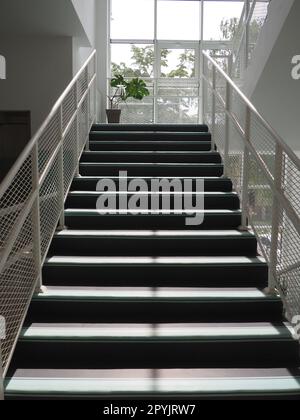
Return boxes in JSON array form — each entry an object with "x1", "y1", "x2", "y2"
[{"x1": 106, "y1": 109, "x2": 121, "y2": 124}]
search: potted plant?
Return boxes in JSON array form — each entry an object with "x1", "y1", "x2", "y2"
[{"x1": 106, "y1": 74, "x2": 150, "y2": 124}]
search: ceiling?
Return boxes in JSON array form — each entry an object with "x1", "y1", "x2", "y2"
[{"x1": 0, "y1": 0, "x2": 89, "y2": 44}]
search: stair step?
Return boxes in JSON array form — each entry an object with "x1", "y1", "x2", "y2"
[
  {"x1": 79, "y1": 163, "x2": 224, "y2": 177},
  {"x1": 89, "y1": 132, "x2": 211, "y2": 142},
  {"x1": 26, "y1": 287, "x2": 283, "y2": 323},
  {"x1": 81, "y1": 151, "x2": 221, "y2": 164},
  {"x1": 50, "y1": 229, "x2": 256, "y2": 256},
  {"x1": 64, "y1": 209, "x2": 242, "y2": 230},
  {"x1": 6, "y1": 368, "x2": 300, "y2": 400},
  {"x1": 10, "y1": 322, "x2": 298, "y2": 369},
  {"x1": 42, "y1": 256, "x2": 268, "y2": 288},
  {"x1": 71, "y1": 176, "x2": 233, "y2": 192},
  {"x1": 65, "y1": 192, "x2": 240, "y2": 211},
  {"x1": 91, "y1": 124, "x2": 209, "y2": 132},
  {"x1": 89, "y1": 140, "x2": 213, "y2": 151}
]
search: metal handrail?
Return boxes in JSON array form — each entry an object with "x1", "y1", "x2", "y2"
[
  {"x1": 203, "y1": 52, "x2": 300, "y2": 168},
  {"x1": 202, "y1": 50, "x2": 300, "y2": 319},
  {"x1": 0, "y1": 50, "x2": 96, "y2": 202},
  {"x1": 0, "y1": 50, "x2": 97, "y2": 383}
]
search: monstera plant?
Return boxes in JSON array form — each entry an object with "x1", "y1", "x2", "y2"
[{"x1": 107, "y1": 74, "x2": 150, "y2": 123}]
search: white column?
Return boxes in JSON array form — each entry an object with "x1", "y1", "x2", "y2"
[{"x1": 96, "y1": 0, "x2": 110, "y2": 123}]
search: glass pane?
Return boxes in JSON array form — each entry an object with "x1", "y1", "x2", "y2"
[
  {"x1": 160, "y1": 49, "x2": 196, "y2": 78},
  {"x1": 120, "y1": 97, "x2": 154, "y2": 124},
  {"x1": 111, "y1": 44, "x2": 154, "y2": 77},
  {"x1": 157, "y1": 97, "x2": 199, "y2": 124},
  {"x1": 157, "y1": 0, "x2": 200, "y2": 41},
  {"x1": 158, "y1": 85, "x2": 199, "y2": 97},
  {"x1": 111, "y1": 0, "x2": 154, "y2": 40},
  {"x1": 203, "y1": 1, "x2": 244, "y2": 41}
]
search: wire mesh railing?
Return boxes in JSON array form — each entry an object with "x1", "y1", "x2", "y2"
[
  {"x1": 0, "y1": 51, "x2": 97, "y2": 378},
  {"x1": 202, "y1": 51, "x2": 300, "y2": 321}
]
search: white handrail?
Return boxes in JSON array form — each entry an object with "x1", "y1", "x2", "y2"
[
  {"x1": 202, "y1": 51, "x2": 300, "y2": 320},
  {"x1": 0, "y1": 50, "x2": 97, "y2": 377},
  {"x1": 203, "y1": 52, "x2": 300, "y2": 168},
  {"x1": 0, "y1": 51, "x2": 96, "y2": 201}
]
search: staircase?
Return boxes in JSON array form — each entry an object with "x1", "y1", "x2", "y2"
[{"x1": 5, "y1": 124, "x2": 300, "y2": 400}]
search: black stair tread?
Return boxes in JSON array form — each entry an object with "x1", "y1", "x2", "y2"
[
  {"x1": 32, "y1": 286, "x2": 280, "y2": 303},
  {"x1": 89, "y1": 132, "x2": 211, "y2": 142},
  {"x1": 44, "y1": 255, "x2": 267, "y2": 268},
  {"x1": 81, "y1": 151, "x2": 221, "y2": 163},
  {"x1": 91, "y1": 124, "x2": 209, "y2": 132},
  {"x1": 82, "y1": 151, "x2": 219, "y2": 157},
  {"x1": 80, "y1": 162, "x2": 221, "y2": 167},
  {"x1": 79, "y1": 163, "x2": 223, "y2": 177},
  {"x1": 54, "y1": 229, "x2": 253, "y2": 239},
  {"x1": 64, "y1": 210, "x2": 243, "y2": 231},
  {"x1": 6, "y1": 367, "x2": 300, "y2": 399},
  {"x1": 89, "y1": 141, "x2": 213, "y2": 151},
  {"x1": 27, "y1": 286, "x2": 282, "y2": 324},
  {"x1": 67, "y1": 191, "x2": 237, "y2": 197},
  {"x1": 71, "y1": 176, "x2": 233, "y2": 192},
  {"x1": 19, "y1": 322, "x2": 295, "y2": 342},
  {"x1": 64, "y1": 209, "x2": 239, "y2": 215}
]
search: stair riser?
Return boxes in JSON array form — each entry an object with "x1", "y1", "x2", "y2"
[
  {"x1": 42, "y1": 265, "x2": 268, "y2": 288},
  {"x1": 65, "y1": 195, "x2": 240, "y2": 211},
  {"x1": 79, "y1": 165, "x2": 224, "y2": 177},
  {"x1": 81, "y1": 153, "x2": 221, "y2": 164},
  {"x1": 26, "y1": 300, "x2": 283, "y2": 324},
  {"x1": 65, "y1": 214, "x2": 242, "y2": 230},
  {"x1": 49, "y1": 237, "x2": 257, "y2": 257},
  {"x1": 13, "y1": 340, "x2": 298, "y2": 369},
  {"x1": 91, "y1": 124, "x2": 209, "y2": 132},
  {"x1": 71, "y1": 178, "x2": 233, "y2": 192},
  {"x1": 89, "y1": 133, "x2": 212, "y2": 142},
  {"x1": 89, "y1": 141, "x2": 213, "y2": 151}
]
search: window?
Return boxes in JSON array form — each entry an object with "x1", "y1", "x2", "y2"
[
  {"x1": 110, "y1": 0, "x2": 155, "y2": 40},
  {"x1": 157, "y1": 0, "x2": 200, "y2": 41},
  {"x1": 203, "y1": 1, "x2": 244, "y2": 41},
  {"x1": 111, "y1": 44, "x2": 154, "y2": 78},
  {"x1": 159, "y1": 47, "x2": 197, "y2": 78},
  {"x1": 109, "y1": 0, "x2": 245, "y2": 124}
]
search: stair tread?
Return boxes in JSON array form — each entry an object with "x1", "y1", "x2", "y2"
[
  {"x1": 6, "y1": 368, "x2": 300, "y2": 397},
  {"x1": 65, "y1": 209, "x2": 241, "y2": 215},
  {"x1": 19, "y1": 322, "x2": 294, "y2": 341},
  {"x1": 83, "y1": 151, "x2": 218, "y2": 155},
  {"x1": 67, "y1": 191, "x2": 237, "y2": 196},
  {"x1": 54, "y1": 229, "x2": 253, "y2": 238},
  {"x1": 80, "y1": 162, "x2": 222, "y2": 166},
  {"x1": 45, "y1": 256, "x2": 266, "y2": 266},
  {"x1": 74, "y1": 176, "x2": 228, "y2": 180},
  {"x1": 33, "y1": 287, "x2": 279, "y2": 301}
]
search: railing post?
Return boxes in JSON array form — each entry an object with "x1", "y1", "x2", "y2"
[
  {"x1": 0, "y1": 343, "x2": 4, "y2": 400},
  {"x1": 267, "y1": 143, "x2": 284, "y2": 294},
  {"x1": 32, "y1": 144, "x2": 43, "y2": 292},
  {"x1": 223, "y1": 81, "x2": 231, "y2": 177},
  {"x1": 240, "y1": 105, "x2": 251, "y2": 231},
  {"x1": 75, "y1": 80, "x2": 81, "y2": 177},
  {"x1": 244, "y1": 0, "x2": 250, "y2": 71},
  {"x1": 58, "y1": 106, "x2": 66, "y2": 231},
  {"x1": 211, "y1": 65, "x2": 216, "y2": 151},
  {"x1": 85, "y1": 90, "x2": 91, "y2": 152}
]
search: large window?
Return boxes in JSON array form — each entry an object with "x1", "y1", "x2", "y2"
[
  {"x1": 109, "y1": 0, "x2": 244, "y2": 124},
  {"x1": 110, "y1": 0, "x2": 155, "y2": 40},
  {"x1": 157, "y1": 1, "x2": 200, "y2": 41}
]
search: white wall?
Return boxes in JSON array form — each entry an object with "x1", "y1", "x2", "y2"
[
  {"x1": 243, "y1": 0, "x2": 300, "y2": 156},
  {"x1": 0, "y1": 36, "x2": 73, "y2": 134},
  {"x1": 96, "y1": 0, "x2": 109, "y2": 122},
  {"x1": 72, "y1": 0, "x2": 97, "y2": 74}
]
